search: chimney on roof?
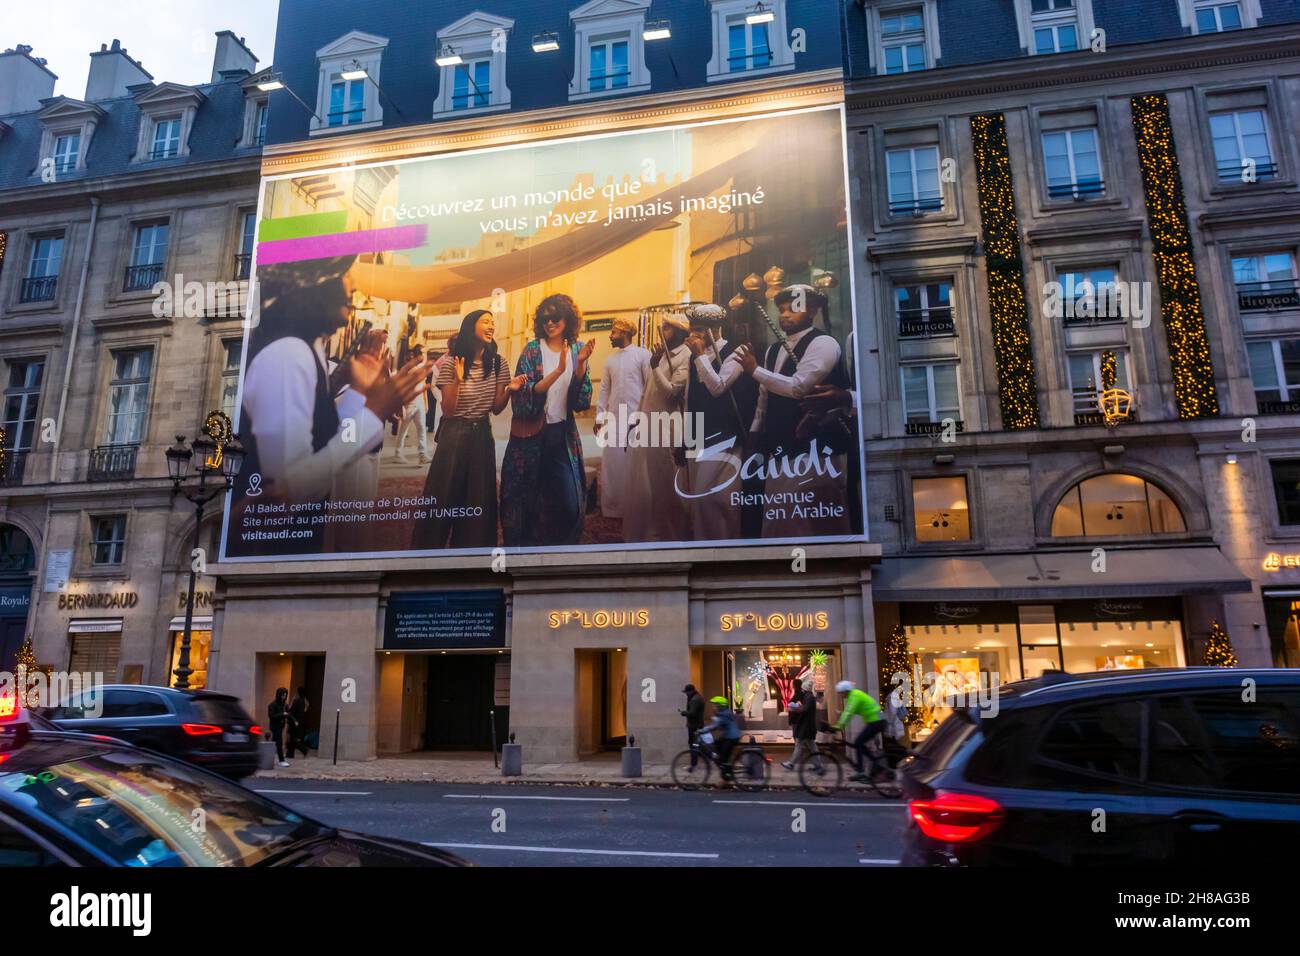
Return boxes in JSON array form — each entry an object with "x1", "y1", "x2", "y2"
[
  {"x1": 0, "y1": 45, "x2": 58, "y2": 115},
  {"x1": 86, "y1": 38, "x2": 153, "y2": 101},
  {"x1": 211, "y1": 31, "x2": 258, "y2": 82}
]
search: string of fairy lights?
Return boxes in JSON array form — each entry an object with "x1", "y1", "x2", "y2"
[
  {"x1": 970, "y1": 113, "x2": 1041, "y2": 431},
  {"x1": 1131, "y1": 93, "x2": 1220, "y2": 420}
]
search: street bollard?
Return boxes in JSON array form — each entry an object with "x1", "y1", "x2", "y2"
[
  {"x1": 332, "y1": 708, "x2": 340, "y2": 766},
  {"x1": 621, "y1": 733, "x2": 641, "y2": 778},
  {"x1": 501, "y1": 731, "x2": 522, "y2": 776},
  {"x1": 257, "y1": 737, "x2": 276, "y2": 770},
  {"x1": 489, "y1": 708, "x2": 498, "y2": 769}
]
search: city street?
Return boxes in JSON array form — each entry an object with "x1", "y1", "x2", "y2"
[{"x1": 252, "y1": 781, "x2": 911, "y2": 867}]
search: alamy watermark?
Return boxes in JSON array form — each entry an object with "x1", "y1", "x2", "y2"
[{"x1": 0, "y1": 669, "x2": 104, "y2": 715}]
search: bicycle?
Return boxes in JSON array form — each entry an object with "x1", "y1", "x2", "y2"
[
  {"x1": 795, "y1": 725, "x2": 903, "y2": 798},
  {"x1": 670, "y1": 732, "x2": 770, "y2": 792}
]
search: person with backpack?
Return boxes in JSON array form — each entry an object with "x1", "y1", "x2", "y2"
[{"x1": 267, "y1": 687, "x2": 290, "y2": 768}]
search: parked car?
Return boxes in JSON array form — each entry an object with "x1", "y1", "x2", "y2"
[
  {"x1": 36, "y1": 685, "x2": 261, "y2": 780},
  {"x1": 899, "y1": 667, "x2": 1300, "y2": 865},
  {"x1": 0, "y1": 698, "x2": 469, "y2": 867}
]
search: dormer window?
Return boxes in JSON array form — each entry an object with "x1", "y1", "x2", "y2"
[
  {"x1": 53, "y1": 132, "x2": 80, "y2": 173},
  {"x1": 434, "y1": 13, "x2": 513, "y2": 115},
  {"x1": 1013, "y1": 0, "x2": 1095, "y2": 56},
  {"x1": 569, "y1": 0, "x2": 652, "y2": 101},
  {"x1": 150, "y1": 116, "x2": 182, "y2": 159},
  {"x1": 866, "y1": 2, "x2": 942, "y2": 76},
  {"x1": 239, "y1": 72, "x2": 273, "y2": 148},
  {"x1": 254, "y1": 101, "x2": 269, "y2": 145},
  {"x1": 706, "y1": 0, "x2": 795, "y2": 82},
  {"x1": 1179, "y1": 0, "x2": 1260, "y2": 32},
  {"x1": 312, "y1": 31, "x2": 388, "y2": 134},
  {"x1": 35, "y1": 97, "x2": 105, "y2": 178}
]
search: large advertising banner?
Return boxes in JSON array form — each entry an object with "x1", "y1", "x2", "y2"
[{"x1": 221, "y1": 105, "x2": 865, "y2": 561}]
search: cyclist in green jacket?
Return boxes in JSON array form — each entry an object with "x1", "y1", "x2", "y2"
[{"x1": 833, "y1": 680, "x2": 886, "y2": 782}]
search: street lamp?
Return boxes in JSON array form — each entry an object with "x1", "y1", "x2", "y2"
[{"x1": 166, "y1": 413, "x2": 245, "y2": 690}]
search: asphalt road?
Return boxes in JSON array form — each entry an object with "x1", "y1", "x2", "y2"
[{"x1": 252, "y1": 780, "x2": 911, "y2": 866}]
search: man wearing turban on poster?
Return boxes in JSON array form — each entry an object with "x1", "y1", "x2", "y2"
[
  {"x1": 623, "y1": 313, "x2": 691, "y2": 543},
  {"x1": 595, "y1": 316, "x2": 651, "y2": 519}
]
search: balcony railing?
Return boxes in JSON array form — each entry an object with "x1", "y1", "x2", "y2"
[
  {"x1": 235, "y1": 254, "x2": 252, "y2": 280},
  {"x1": 18, "y1": 275, "x2": 58, "y2": 303},
  {"x1": 87, "y1": 444, "x2": 139, "y2": 482},
  {"x1": 0, "y1": 450, "x2": 28, "y2": 487},
  {"x1": 123, "y1": 263, "x2": 165, "y2": 293},
  {"x1": 1047, "y1": 179, "x2": 1105, "y2": 200},
  {"x1": 1217, "y1": 160, "x2": 1279, "y2": 182},
  {"x1": 149, "y1": 146, "x2": 179, "y2": 161},
  {"x1": 1237, "y1": 281, "x2": 1300, "y2": 311},
  {"x1": 898, "y1": 311, "x2": 955, "y2": 339},
  {"x1": 889, "y1": 196, "x2": 944, "y2": 216}
]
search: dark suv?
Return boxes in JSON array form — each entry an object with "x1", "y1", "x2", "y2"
[
  {"x1": 38, "y1": 685, "x2": 261, "y2": 780},
  {"x1": 899, "y1": 668, "x2": 1300, "y2": 865}
]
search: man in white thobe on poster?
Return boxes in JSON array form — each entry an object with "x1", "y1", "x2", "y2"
[
  {"x1": 623, "y1": 314, "x2": 691, "y2": 543},
  {"x1": 595, "y1": 317, "x2": 650, "y2": 519}
]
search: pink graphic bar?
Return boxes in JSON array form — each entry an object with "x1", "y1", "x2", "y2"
[{"x1": 256, "y1": 225, "x2": 428, "y2": 265}]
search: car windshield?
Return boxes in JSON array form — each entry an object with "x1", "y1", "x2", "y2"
[{"x1": 0, "y1": 741, "x2": 324, "y2": 866}]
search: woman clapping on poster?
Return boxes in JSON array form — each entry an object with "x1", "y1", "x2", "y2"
[
  {"x1": 500, "y1": 294, "x2": 594, "y2": 547},
  {"x1": 411, "y1": 310, "x2": 524, "y2": 550}
]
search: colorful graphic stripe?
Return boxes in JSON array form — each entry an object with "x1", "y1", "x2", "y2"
[
  {"x1": 257, "y1": 211, "x2": 348, "y2": 243},
  {"x1": 256, "y1": 225, "x2": 429, "y2": 265}
]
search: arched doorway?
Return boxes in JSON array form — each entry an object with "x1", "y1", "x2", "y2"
[{"x1": 0, "y1": 523, "x2": 36, "y2": 671}]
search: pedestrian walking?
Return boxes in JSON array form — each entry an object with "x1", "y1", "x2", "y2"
[
  {"x1": 680, "y1": 683, "x2": 704, "y2": 767},
  {"x1": 287, "y1": 686, "x2": 311, "y2": 759},
  {"x1": 782, "y1": 676, "x2": 823, "y2": 772},
  {"x1": 268, "y1": 687, "x2": 289, "y2": 767}
]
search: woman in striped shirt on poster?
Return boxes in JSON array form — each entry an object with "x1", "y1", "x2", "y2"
[{"x1": 411, "y1": 309, "x2": 524, "y2": 550}]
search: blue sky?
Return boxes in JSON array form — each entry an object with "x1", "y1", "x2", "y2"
[{"x1": 5, "y1": 0, "x2": 280, "y2": 95}]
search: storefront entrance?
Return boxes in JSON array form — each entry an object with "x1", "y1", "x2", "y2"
[
  {"x1": 1262, "y1": 590, "x2": 1300, "y2": 668},
  {"x1": 575, "y1": 649, "x2": 626, "y2": 756},
  {"x1": 697, "y1": 645, "x2": 841, "y2": 743},
  {"x1": 425, "y1": 654, "x2": 499, "y2": 750}
]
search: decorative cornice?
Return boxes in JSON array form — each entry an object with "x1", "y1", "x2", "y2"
[
  {"x1": 866, "y1": 234, "x2": 979, "y2": 261},
  {"x1": 261, "y1": 70, "x2": 844, "y2": 175},
  {"x1": 1024, "y1": 219, "x2": 1144, "y2": 247}
]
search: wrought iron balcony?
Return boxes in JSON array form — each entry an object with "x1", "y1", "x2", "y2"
[
  {"x1": 1047, "y1": 179, "x2": 1105, "y2": 200},
  {"x1": 18, "y1": 275, "x2": 58, "y2": 303},
  {"x1": 87, "y1": 444, "x2": 139, "y2": 482},
  {"x1": 888, "y1": 196, "x2": 944, "y2": 216},
  {"x1": 1217, "y1": 160, "x2": 1279, "y2": 182},
  {"x1": 235, "y1": 253, "x2": 252, "y2": 280},
  {"x1": 123, "y1": 263, "x2": 165, "y2": 293},
  {"x1": 0, "y1": 450, "x2": 28, "y2": 486}
]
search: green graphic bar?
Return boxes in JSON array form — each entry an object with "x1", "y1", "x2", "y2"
[{"x1": 257, "y1": 211, "x2": 349, "y2": 243}]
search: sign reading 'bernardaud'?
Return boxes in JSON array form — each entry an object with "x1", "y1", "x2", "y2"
[{"x1": 384, "y1": 591, "x2": 506, "y2": 649}]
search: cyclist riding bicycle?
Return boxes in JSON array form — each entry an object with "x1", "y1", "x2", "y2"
[
  {"x1": 832, "y1": 680, "x2": 887, "y2": 783},
  {"x1": 697, "y1": 695, "x2": 742, "y2": 777}
]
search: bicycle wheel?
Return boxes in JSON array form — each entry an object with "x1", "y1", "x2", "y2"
[
  {"x1": 670, "y1": 748, "x2": 712, "y2": 790},
  {"x1": 798, "y1": 749, "x2": 842, "y2": 797},
  {"x1": 869, "y1": 768, "x2": 903, "y2": 799},
  {"x1": 731, "y1": 746, "x2": 770, "y2": 792}
]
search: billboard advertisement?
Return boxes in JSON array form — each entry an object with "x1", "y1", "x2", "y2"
[{"x1": 220, "y1": 105, "x2": 865, "y2": 561}]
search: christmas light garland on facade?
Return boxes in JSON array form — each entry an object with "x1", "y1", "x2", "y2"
[
  {"x1": 1130, "y1": 94, "x2": 1220, "y2": 420},
  {"x1": 970, "y1": 113, "x2": 1040, "y2": 430}
]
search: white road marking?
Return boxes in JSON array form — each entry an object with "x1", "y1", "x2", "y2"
[
  {"x1": 712, "y1": 799, "x2": 906, "y2": 808},
  {"x1": 426, "y1": 842, "x2": 718, "y2": 859},
  {"x1": 860, "y1": 858, "x2": 902, "y2": 865},
  {"x1": 254, "y1": 789, "x2": 373, "y2": 796},
  {"x1": 443, "y1": 794, "x2": 630, "y2": 802}
]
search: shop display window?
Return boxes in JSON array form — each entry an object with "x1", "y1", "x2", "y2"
[
  {"x1": 703, "y1": 646, "x2": 840, "y2": 741},
  {"x1": 167, "y1": 630, "x2": 211, "y2": 689},
  {"x1": 1059, "y1": 618, "x2": 1186, "y2": 671},
  {"x1": 912, "y1": 475, "x2": 971, "y2": 542}
]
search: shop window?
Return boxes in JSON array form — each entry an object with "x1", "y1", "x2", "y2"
[
  {"x1": 168, "y1": 630, "x2": 211, "y2": 689},
  {"x1": 1187, "y1": 692, "x2": 1300, "y2": 795},
  {"x1": 1032, "y1": 699, "x2": 1144, "y2": 789},
  {"x1": 1059, "y1": 615, "x2": 1187, "y2": 672},
  {"x1": 1234, "y1": 251, "x2": 1298, "y2": 311},
  {"x1": 1270, "y1": 458, "x2": 1300, "y2": 525},
  {"x1": 90, "y1": 514, "x2": 127, "y2": 566},
  {"x1": 912, "y1": 475, "x2": 970, "y2": 542},
  {"x1": 1247, "y1": 338, "x2": 1300, "y2": 413},
  {"x1": 1050, "y1": 473, "x2": 1186, "y2": 536}
]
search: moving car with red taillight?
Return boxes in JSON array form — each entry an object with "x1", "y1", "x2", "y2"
[
  {"x1": 36, "y1": 685, "x2": 261, "y2": 780},
  {"x1": 898, "y1": 668, "x2": 1300, "y2": 865}
]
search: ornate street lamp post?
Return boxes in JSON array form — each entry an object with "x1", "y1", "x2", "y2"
[{"x1": 165, "y1": 412, "x2": 244, "y2": 690}]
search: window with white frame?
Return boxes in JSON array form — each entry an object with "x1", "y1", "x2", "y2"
[
  {"x1": 434, "y1": 13, "x2": 513, "y2": 115},
  {"x1": 105, "y1": 347, "x2": 153, "y2": 446},
  {"x1": 569, "y1": 0, "x2": 652, "y2": 100},
  {"x1": 124, "y1": 221, "x2": 168, "y2": 293},
  {"x1": 53, "y1": 132, "x2": 80, "y2": 173},
  {"x1": 881, "y1": 7, "x2": 927, "y2": 73},
  {"x1": 1248, "y1": 339, "x2": 1300, "y2": 411},
  {"x1": 21, "y1": 234, "x2": 63, "y2": 303},
  {"x1": 1042, "y1": 126, "x2": 1103, "y2": 199},
  {"x1": 1013, "y1": 0, "x2": 1093, "y2": 56},
  {"x1": 90, "y1": 514, "x2": 127, "y2": 566},
  {"x1": 3, "y1": 359, "x2": 44, "y2": 453},
  {"x1": 706, "y1": 0, "x2": 795, "y2": 81},
  {"x1": 1233, "y1": 251, "x2": 1299, "y2": 310},
  {"x1": 1068, "y1": 349, "x2": 1131, "y2": 418},
  {"x1": 1210, "y1": 108, "x2": 1276, "y2": 182},
  {"x1": 150, "y1": 116, "x2": 182, "y2": 159},
  {"x1": 1057, "y1": 267, "x2": 1122, "y2": 325},
  {"x1": 220, "y1": 339, "x2": 242, "y2": 422},
  {"x1": 237, "y1": 212, "x2": 257, "y2": 280},
  {"x1": 1179, "y1": 0, "x2": 1260, "y2": 32},
  {"x1": 886, "y1": 145, "x2": 942, "y2": 215},
  {"x1": 254, "y1": 101, "x2": 268, "y2": 145},
  {"x1": 895, "y1": 281, "x2": 954, "y2": 338},
  {"x1": 902, "y1": 362, "x2": 960, "y2": 426},
  {"x1": 313, "y1": 31, "x2": 388, "y2": 132}
]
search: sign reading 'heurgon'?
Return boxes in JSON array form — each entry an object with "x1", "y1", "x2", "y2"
[{"x1": 383, "y1": 591, "x2": 506, "y2": 650}]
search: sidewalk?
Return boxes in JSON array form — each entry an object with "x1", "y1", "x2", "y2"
[{"x1": 252, "y1": 749, "x2": 812, "y2": 789}]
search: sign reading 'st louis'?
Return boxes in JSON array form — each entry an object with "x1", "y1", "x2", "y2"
[{"x1": 221, "y1": 106, "x2": 866, "y2": 562}]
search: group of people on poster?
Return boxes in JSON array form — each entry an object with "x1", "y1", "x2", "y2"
[{"x1": 230, "y1": 255, "x2": 860, "y2": 556}]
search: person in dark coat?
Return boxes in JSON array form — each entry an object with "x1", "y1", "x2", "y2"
[
  {"x1": 287, "y1": 686, "x2": 311, "y2": 759},
  {"x1": 781, "y1": 677, "x2": 824, "y2": 772},
  {"x1": 680, "y1": 684, "x2": 705, "y2": 768},
  {"x1": 268, "y1": 687, "x2": 289, "y2": 767}
]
